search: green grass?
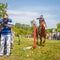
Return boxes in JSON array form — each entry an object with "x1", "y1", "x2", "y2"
[{"x1": 0, "y1": 37, "x2": 60, "y2": 60}]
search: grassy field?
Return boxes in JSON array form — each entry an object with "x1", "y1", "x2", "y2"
[{"x1": 0, "y1": 37, "x2": 60, "y2": 60}]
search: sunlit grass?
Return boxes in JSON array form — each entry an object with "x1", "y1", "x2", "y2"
[{"x1": 0, "y1": 37, "x2": 60, "y2": 60}]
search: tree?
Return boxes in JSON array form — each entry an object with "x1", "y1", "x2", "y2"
[
  {"x1": 56, "y1": 23, "x2": 60, "y2": 32},
  {"x1": 30, "y1": 20, "x2": 36, "y2": 26},
  {"x1": 47, "y1": 29, "x2": 53, "y2": 33},
  {"x1": 21, "y1": 24, "x2": 31, "y2": 30},
  {"x1": 0, "y1": 3, "x2": 7, "y2": 18},
  {"x1": 57, "y1": 23, "x2": 60, "y2": 29},
  {"x1": 30, "y1": 20, "x2": 36, "y2": 31},
  {"x1": 15, "y1": 23, "x2": 21, "y2": 28},
  {"x1": 14, "y1": 23, "x2": 32, "y2": 35}
]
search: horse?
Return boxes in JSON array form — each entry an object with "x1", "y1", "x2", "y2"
[{"x1": 36, "y1": 21, "x2": 46, "y2": 46}]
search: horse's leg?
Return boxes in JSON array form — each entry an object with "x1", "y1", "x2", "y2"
[
  {"x1": 36, "y1": 35, "x2": 38, "y2": 45},
  {"x1": 40, "y1": 37, "x2": 42, "y2": 45},
  {"x1": 43, "y1": 30, "x2": 46, "y2": 44},
  {"x1": 43, "y1": 37, "x2": 46, "y2": 44}
]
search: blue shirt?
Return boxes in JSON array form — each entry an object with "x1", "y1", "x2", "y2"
[
  {"x1": 1, "y1": 18, "x2": 13, "y2": 35},
  {"x1": 0, "y1": 19, "x2": 3, "y2": 26}
]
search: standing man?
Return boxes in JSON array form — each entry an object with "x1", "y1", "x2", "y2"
[{"x1": 0, "y1": 14, "x2": 13, "y2": 56}]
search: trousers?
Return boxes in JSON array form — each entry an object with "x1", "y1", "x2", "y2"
[{"x1": 0, "y1": 34, "x2": 11, "y2": 55}]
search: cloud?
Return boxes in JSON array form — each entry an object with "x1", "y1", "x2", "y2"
[
  {"x1": 7, "y1": 10, "x2": 39, "y2": 17},
  {"x1": 7, "y1": 10, "x2": 59, "y2": 28},
  {"x1": 7, "y1": 10, "x2": 39, "y2": 24}
]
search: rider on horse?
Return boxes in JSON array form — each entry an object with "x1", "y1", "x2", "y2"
[
  {"x1": 36, "y1": 15, "x2": 46, "y2": 31},
  {"x1": 36, "y1": 15, "x2": 47, "y2": 45}
]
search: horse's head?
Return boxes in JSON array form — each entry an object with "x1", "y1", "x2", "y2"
[{"x1": 40, "y1": 22, "x2": 46, "y2": 30}]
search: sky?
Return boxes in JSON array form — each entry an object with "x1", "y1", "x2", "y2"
[{"x1": 0, "y1": 0, "x2": 60, "y2": 28}]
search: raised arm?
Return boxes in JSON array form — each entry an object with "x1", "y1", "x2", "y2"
[{"x1": 36, "y1": 18, "x2": 40, "y2": 20}]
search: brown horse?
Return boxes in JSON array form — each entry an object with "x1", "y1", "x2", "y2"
[{"x1": 36, "y1": 22, "x2": 46, "y2": 45}]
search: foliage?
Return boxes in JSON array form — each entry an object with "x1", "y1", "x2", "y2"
[
  {"x1": 57, "y1": 29, "x2": 60, "y2": 32},
  {"x1": 15, "y1": 23, "x2": 21, "y2": 28},
  {"x1": 15, "y1": 23, "x2": 31, "y2": 30},
  {"x1": 0, "y1": 3, "x2": 7, "y2": 18},
  {"x1": 56, "y1": 23, "x2": 60, "y2": 32},
  {"x1": 30, "y1": 20, "x2": 36, "y2": 26},
  {"x1": 47, "y1": 28, "x2": 53, "y2": 33},
  {"x1": 57, "y1": 23, "x2": 60, "y2": 29},
  {"x1": 12, "y1": 26, "x2": 33, "y2": 35}
]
